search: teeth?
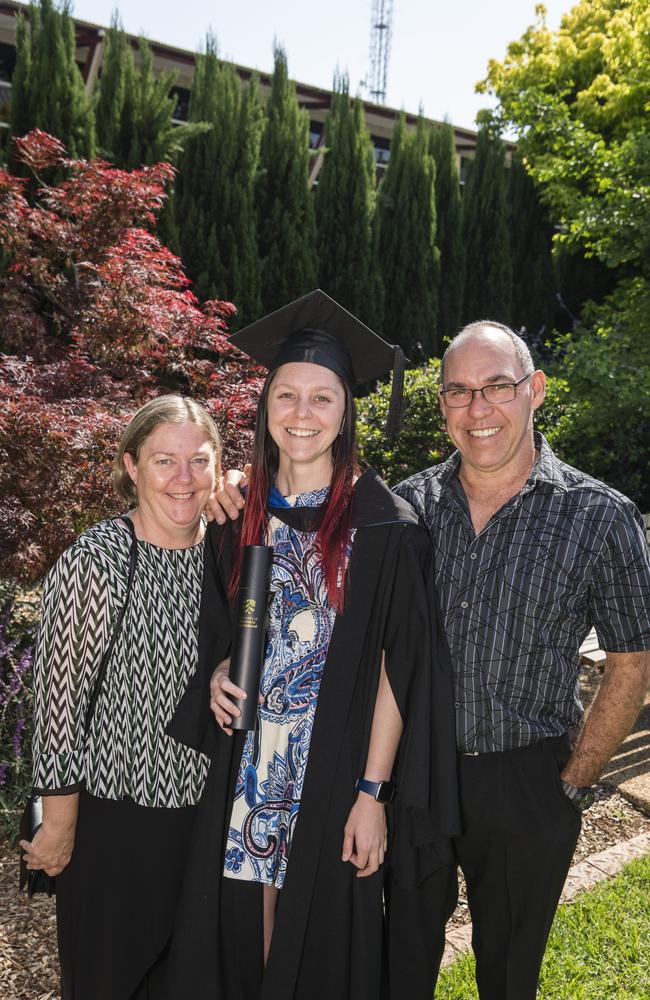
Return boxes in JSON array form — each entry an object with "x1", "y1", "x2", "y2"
[
  {"x1": 169, "y1": 492, "x2": 193, "y2": 499},
  {"x1": 468, "y1": 427, "x2": 501, "y2": 438},
  {"x1": 286, "y1": 428, "x2": 318, "y2": 438}
]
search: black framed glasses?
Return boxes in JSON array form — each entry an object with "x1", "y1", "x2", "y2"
[{"x1": 440, "y1": 373, "x2": 532, "y2": 408}]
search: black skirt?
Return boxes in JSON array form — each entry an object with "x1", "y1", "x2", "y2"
[{"x1": 56, "y1": 789, "x2": 196, "y2": 1000}]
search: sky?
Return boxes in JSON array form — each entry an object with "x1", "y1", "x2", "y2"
[{"x1": 70, "y1": 0, "x2": 577, "y2": 132}]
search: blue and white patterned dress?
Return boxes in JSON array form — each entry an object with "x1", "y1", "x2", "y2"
[{"x1": 224, "y1": 487, "x2": 353, "y2": 888}]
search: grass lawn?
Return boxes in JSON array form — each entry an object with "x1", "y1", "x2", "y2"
[{"x1": 435, "y1": 854, "x2": 650, "y2": 999}]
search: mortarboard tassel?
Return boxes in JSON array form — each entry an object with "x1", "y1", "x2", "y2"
[{"x1": 386, "y1": 345, "x2": 406, "y2": 441}]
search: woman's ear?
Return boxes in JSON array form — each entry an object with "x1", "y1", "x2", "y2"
[{"x1": 123, "y1": 452, "x2": 138, "y2": 486}]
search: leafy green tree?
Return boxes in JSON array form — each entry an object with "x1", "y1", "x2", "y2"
[
  {"x1": 175, "y1": 36, "x2": 263, "y2": 323},
  {"x1": 429, "y1": 121, "x2": 464, "y2": 349},
  {"x1": 461, "y1": 125, "x2": 512, "y2": 325},
  {"x1": 376, "y1": 116, "x2": 438, "y2": 358},
  {"x1": 256, "y1": 47, "x2": 317, "y2": 313},
  {"x1": 481, "y1": 0, "x2": 650, "y2": 505},
  {"x1": 315, "y1": 77, "x2": 382, "y2": 328},
  {"x1": 508, "y1": 152, "x2": 555, "y2": 343},
  {"x1": 481, "y1": 0, "x2": 650, "y2": 275},
  {"x1": 10, "y1": 0, "x2": 95, "y2": 161},
  {"x1": 95, "y1": 20, "x2": 206, "y2": 170}
]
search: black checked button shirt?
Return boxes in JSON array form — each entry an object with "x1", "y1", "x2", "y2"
[{"x1": 394, "y1": 433, "x2": 650, "y2": 753}]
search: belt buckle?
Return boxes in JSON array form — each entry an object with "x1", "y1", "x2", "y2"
[{"x1": 460, "y1": 750, "x2": 480, "y2": 757}]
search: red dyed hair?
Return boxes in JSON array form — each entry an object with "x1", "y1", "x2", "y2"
[{"x1": 229, "y1": 369, "x2": 357, "y2": 612}]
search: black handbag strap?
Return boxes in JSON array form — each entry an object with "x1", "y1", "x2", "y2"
[{"x1": 83, "y1": 516, "x2": 138, "y2": 736}]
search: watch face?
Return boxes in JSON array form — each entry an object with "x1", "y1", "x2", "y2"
[{"x1": 377, "y1": 781, "x2": 396, "y2": 804}]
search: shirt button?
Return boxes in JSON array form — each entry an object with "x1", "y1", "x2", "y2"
[
  {"x1": 470, "y1": 553, "x2": 477, "y2": 560},
  {"x1": 454, "y1": 702, "x2": 461, "y2": 709},
  {"x1": 461, "y1": 601, "x2": 469, "y2": 609}
]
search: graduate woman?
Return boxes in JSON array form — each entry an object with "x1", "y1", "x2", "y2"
[{"x1": 166, "y1": 291, "x2": 459, "y2": 1000}]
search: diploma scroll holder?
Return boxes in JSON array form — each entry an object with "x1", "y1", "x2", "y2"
[{"x1": 229, "y1": 544, "x2": 274, "y2": 731}]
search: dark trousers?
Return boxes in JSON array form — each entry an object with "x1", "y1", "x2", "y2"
[
  {"x1": 387, "y1": 736, "x2": 582, "y2": 1000},
  {"x1": 57, "y1": 791, "x2": 196, "y2": 1000}
]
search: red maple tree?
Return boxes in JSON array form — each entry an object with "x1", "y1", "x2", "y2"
[{"x1": 0, "y1": 130, "x2": 263, "y2": 581}]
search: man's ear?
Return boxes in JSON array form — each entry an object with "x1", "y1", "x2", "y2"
[{"x1": 530, "y1": 369, "x2": 546, "y2": 412}]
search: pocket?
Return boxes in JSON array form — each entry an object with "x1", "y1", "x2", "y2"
[{"x1": 543, "y1": 740, "x2": 582, "y2": 822}]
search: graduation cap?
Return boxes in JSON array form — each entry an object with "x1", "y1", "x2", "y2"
[{"x1": 230, "y1": 289, "x2": 406, "y2": 437}]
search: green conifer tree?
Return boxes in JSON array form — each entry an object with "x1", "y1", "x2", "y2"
[
  {"x1": 429, "y1": 121, "x2": 464, "y2": 350},
  {"x1": 314, "y1": 77, "x2": 382, "y2": 329},
  {"x1": 508, "y1": 153, "x2": 556, "y2": 341},
  {"x1": 174, "y1": 37, "x2": 263, "y2": 323},
  {"x1": 376, "y1": 116, "x2": 438, "y2": 358},
  {"x1": 10, "y1": 0, "x2": 95, "y2": 162},
  {"x1": 95, "y1": 21, "x2": 204, "y2": 170},
  {"x1": 461, "y1": 125, "x2": 512, "y2": 325},
  {"x1": 256, "y1": 47, "x2": 317, "y2": 314}
]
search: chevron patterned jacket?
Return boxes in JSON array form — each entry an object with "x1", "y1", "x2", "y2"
[{"x1": 32, "y1": 518, "x2": 210, "y2": 807}]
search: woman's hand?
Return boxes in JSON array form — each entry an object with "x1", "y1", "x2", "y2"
[
  {"x1": 341, "y1": 793, "x2": 387, "y2": 877},
  {"x1": 20, "y1": 819, "x2": 75, "y2": 877},
  {"x1": 210, "y1": 658, "x2": 246, "y2": 736},
  {"x1": 205, "y1": 466, "x2": 250, "y2": 524}
]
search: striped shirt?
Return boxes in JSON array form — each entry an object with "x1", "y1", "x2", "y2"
[
  {"x1": 394, "y1": 434, "x2": 650, "y2": 752},
  {"x1": 32, "y1": 519, "x2": 210, "y2": 807}
]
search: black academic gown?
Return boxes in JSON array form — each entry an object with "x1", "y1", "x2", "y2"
[{"x1": 165, "y1": 469, "x2": 459, "y2": 1000}]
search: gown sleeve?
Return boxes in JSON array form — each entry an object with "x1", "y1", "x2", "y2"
[{"x1": 381, "y1": 523, "x2": 461, "y2": 887}]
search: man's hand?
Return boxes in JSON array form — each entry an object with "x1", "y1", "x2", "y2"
[
  {"x1": 341, "y1": 793, "x2": 387, "y2": 877},
  {"x1": 205, "y1": 466, "x2": 250, "y2": 524}
]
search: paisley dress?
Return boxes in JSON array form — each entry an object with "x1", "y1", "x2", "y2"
[{"x1": 224, "y1": 487, "x2": 353, "y2": 888}]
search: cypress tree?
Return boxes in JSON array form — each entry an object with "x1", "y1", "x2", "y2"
[
  {"x1": 96, "y1": 21, "x2": 204, "y2": 170},
  {"x1": 175, "y1": 37, "x2": 263, "y2": 323},
  {"x1": 256, "y1": 46, "x2": 317, "y2": 314},
  {"x1": 94, "y1": 16, "x2": 131, "y2": 162},
  {"x1": 376, "y1": 116, "x2": 438, "y2": 358},
  {"x1": 314, "y1": 77, "x2": 382, "y2": 329},
  {"x1": 10, "y1": 0, "x2": 95, "y2": 162},
  {"x1": 508, "y1": 153, "x2": 555, "y2": 343},
  {"x1": 461, "y1": 125, "x2": 512, "y2": 325},
  {"x1": 429, "y1": 121, "x2": 464, "y2": 350}
]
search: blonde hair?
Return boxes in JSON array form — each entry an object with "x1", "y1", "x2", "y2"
[{"x1": 113, "y1": 395, "x2": 222, "y2": 505}]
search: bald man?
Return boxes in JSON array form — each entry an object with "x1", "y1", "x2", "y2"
[{"x1": 388, "y1": 321, "x2": 650, "y2": 999}]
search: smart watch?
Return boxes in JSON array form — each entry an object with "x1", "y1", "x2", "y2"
[
  {"x1": 355, "y1": 778, "x2": 396, "y2": 804},
  {"x1": 561, "y1": 780, "x2": 595, "y2": 812}
]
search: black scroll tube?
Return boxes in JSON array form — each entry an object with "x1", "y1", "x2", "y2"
[{"x1": 229, "y1": 545, "x2": 274, "y2": 731}]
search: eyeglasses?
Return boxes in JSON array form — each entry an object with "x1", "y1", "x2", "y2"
[{"x1": 440, "y1": 373, "x2": 532, "y2": 408}]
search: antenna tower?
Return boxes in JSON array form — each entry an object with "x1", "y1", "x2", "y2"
[{"x1": 368, "y1": 0, "x2": 393, "y2": 104}]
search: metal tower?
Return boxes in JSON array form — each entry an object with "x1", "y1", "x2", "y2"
[{"x1": 368, "y1": 0, "x2": 393, "y2": 104}]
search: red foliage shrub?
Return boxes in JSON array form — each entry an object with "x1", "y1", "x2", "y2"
[{"x1": 0, "y1": 130, "x2": 263, "y2": 581}]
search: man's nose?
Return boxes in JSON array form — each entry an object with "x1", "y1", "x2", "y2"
[{"x1": 467, "y1": 389, "x2": 493, "y2": 416}]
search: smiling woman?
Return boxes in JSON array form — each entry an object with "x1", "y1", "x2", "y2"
[
  {"x1": 22, "y1": 395, "x2": 222, "y2": 1000},
  {"x1": 164, "y1": 291, "x2": 460, "y2": 1000}
]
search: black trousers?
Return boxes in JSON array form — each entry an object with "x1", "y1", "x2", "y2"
[
  {"x1": 56, "y1": 790, "x2": 196, "y2": 1000},
  {"x1": 387, "y1": 736, "x2": 582, "y2": 1000}
]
